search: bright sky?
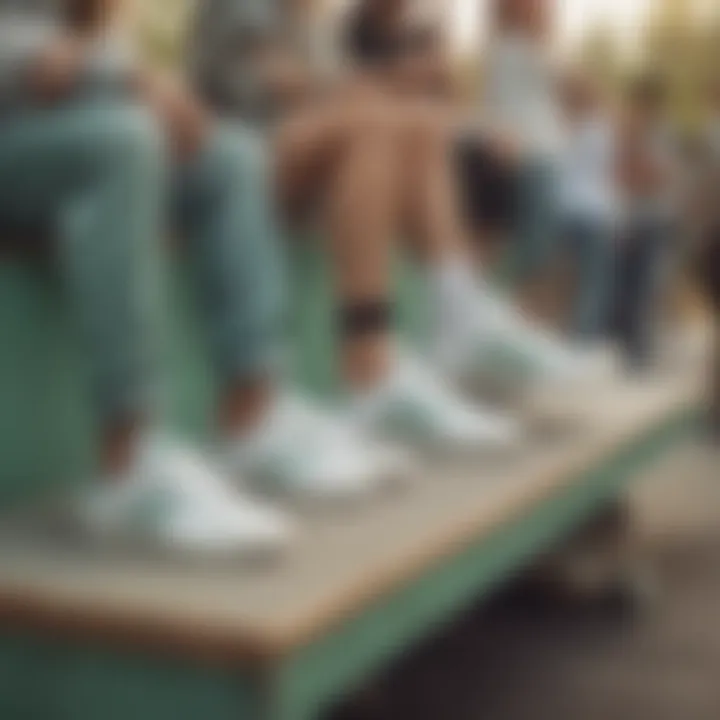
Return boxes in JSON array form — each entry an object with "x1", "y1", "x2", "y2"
[
  {"x1": 557, "y1": 0, "x2": 654, "y2": 49},
  {"x1": 450, "y1": 0, "x2": 656, "y2": 57}
]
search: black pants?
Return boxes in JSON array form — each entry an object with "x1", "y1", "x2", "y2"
[{"x1": 454, "y1": 138, "x2": 517, "y2": 236}]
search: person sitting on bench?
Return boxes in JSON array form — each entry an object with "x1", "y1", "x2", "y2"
[
  {"x1": 188, "y1": 0, "x2": 608, "y2": 443},
  {"x1": 0, "y1": 0, "x2": 419, "y2": 559},
  {"x1": 343, "y1": 0, "x2": 518, "y2": 264},
  {"x1": 334, "y1": 0, "x2": 611, "y2": 390}
]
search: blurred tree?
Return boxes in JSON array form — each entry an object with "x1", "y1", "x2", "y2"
[
  {"x1": 643, "y1": 0, "x2": 701, "y2": 129},
  {"x1": 579, "y1": 22, "x2": 622, "y2": 89},
  {"x1": 132, "y1": 0, "x2": 192, "y2": 66},
  {"x1": 577, "y1": 0, "x2": 718, "y2": 134}
]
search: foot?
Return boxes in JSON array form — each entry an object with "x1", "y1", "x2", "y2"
[
  {"x1": 348, "y1": 352, "x2": 523, "y2": 455},
  {"x1": 223, "y1": 392, "x2": 416, "y2": 503},
  {"x1": 435, "y1": 290, "x2": 614, "y2": 395},
  {"x1": 73, "y1": 433, "x2": 291, "y2": 560}
]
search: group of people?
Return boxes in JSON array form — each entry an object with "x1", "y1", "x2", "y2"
[{"x1": 0, "y1": 0, "x2": 699, "y2": 560}]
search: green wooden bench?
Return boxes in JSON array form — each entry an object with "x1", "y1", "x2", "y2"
[{"x1": 0, "y1": 237, "x2": 703, "y2": 720}]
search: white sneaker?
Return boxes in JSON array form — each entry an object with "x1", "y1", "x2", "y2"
[
  {"x1": 436, "y1": 291, "x2": 613, "y2": 393},
  {"x1": 73, "y1": 433, "x2": 291, "y2": 560},
  {"x1": 222, "y1": 392, "x2": 414, "y2": 503},
  {"x1": 349, "y1": 353, "x2": 523, "y2": 455}
]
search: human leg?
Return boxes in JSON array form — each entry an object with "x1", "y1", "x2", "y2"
[
  {"x1": 508, "y1": 157, "x2": 561, "y2": 284},
  {"x1": 0, "y1": 100, "x2": 289, "y2": 555},
  {"x1": 623, "y1": 222, "x2": 672, "y2": 371},
  {"x1": 389, "y1": 113, "x2": 609, "y2": 400},
  {"x1": 564, "y1": 217, "x2": 615, "y2": 342},
  {"x1": 272, "y1": 104, "x2": 521, "y2": 453},
  {"x1": 274, "y1": 100, "x2": 403, "y2": 388},
  {"x1": 0, "y1": 100, "x2": 165, "y2": 472},
  {"x1": 178, "y1": 120, "x2": 412, "y2": 499}
]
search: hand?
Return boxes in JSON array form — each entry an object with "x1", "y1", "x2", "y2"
[
  {"x1": 29, "y1": 37, "x2": 87, "y2": 103},
  {"x1": 136, "y1": 72, "x2": 210, "y2": 159}
]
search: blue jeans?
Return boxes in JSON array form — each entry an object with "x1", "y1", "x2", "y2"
[
  {"x1": 610, "y1": 218, "x2": 671, "y2": 370},
  {"x1": 0, "y1": 97, "x2": 285, "y2": 427},
  {"x1": 562, "y1": 216, "x2": 614, "y2": 341},
  {"x1": 506, "y1": 158, "x2": 561, "y2": 283}
]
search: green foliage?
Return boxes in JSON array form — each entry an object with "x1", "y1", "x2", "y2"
[{"x1": 134, "y1": 0, "x2": 193, "y2": 67}]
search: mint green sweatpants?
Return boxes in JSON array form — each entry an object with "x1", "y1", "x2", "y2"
[{"x1": 0, "y1": 97, "x2": 285, "y2": 428}]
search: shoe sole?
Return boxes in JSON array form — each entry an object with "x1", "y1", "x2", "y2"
[{"x1": 48, "y1": 510, "x2": 290, "y2": 570}]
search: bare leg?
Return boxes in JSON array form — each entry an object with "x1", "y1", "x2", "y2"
[
  {"x1": 326, "y1": 126, "x2": 401, "y2": 389},
  {"x1": 396, "y1": 109, "x2": 472, "y2": 264},
  {"x1": 268, "y1": 99, "x2": 524, "y2": 453},
  {"x1": 275, "y1": 102, "x2": 403, "y2": 390},
  {"x1": 176, "y1": 124, "x2": 287, "y2": 441}
]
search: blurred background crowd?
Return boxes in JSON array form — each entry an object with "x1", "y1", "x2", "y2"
[{"x1": 133, "y1": 0, "x2": 720, "y2": 334}]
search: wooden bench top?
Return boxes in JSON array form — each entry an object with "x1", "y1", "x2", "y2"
[{"x1": 0, "y1": 360, "x2": 704, "y2": 667}]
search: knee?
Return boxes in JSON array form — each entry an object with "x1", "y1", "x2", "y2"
[
  {"x1": 343, "y1": 103, "x2": 398, "y2": 148},
  {"x1": 89, "y1": 104, "x2": 166, "y2": 172},
  {"x1": 402, "y1": 110, "x2": 449, "y2": 154}
]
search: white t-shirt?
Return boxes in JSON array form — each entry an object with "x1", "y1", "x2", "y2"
[
  {"x1": 558, "y1": 116, "x2": 617, "y2": 225},
  {"x1": 483, "y1": 35, "x2": 565, "y2": 160}
]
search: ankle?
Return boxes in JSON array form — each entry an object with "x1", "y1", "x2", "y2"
[
  {"x1": 99, "y1": 418, "x2": 144, "y2": 479},
  {"x1": 219, "y1": 376, "x2": 275, "y2": 439},
  {"x1": 338, "y1": 298, "x2": 395, "y2": 391},
  {"x1": 343, "y1": 335, "x2": 394, "y2": 392}
]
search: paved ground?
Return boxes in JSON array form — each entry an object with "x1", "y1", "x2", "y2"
[{"x1": 332, "y1": 441, "x2": 720, "y2": 720}]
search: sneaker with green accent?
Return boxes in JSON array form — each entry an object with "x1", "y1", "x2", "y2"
[
  {"x1": 436, "y1": 291, "x2": 614, "y2": 399},
  {"x1": 73, "y1": 433, "x2": 291, "y2": 560},
  {"x1": 349, "y1": 353, "x2": 523, "y2": 455},
  {"x1": 222, "y1": 393, "x2": 416, "y2": 504}
]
